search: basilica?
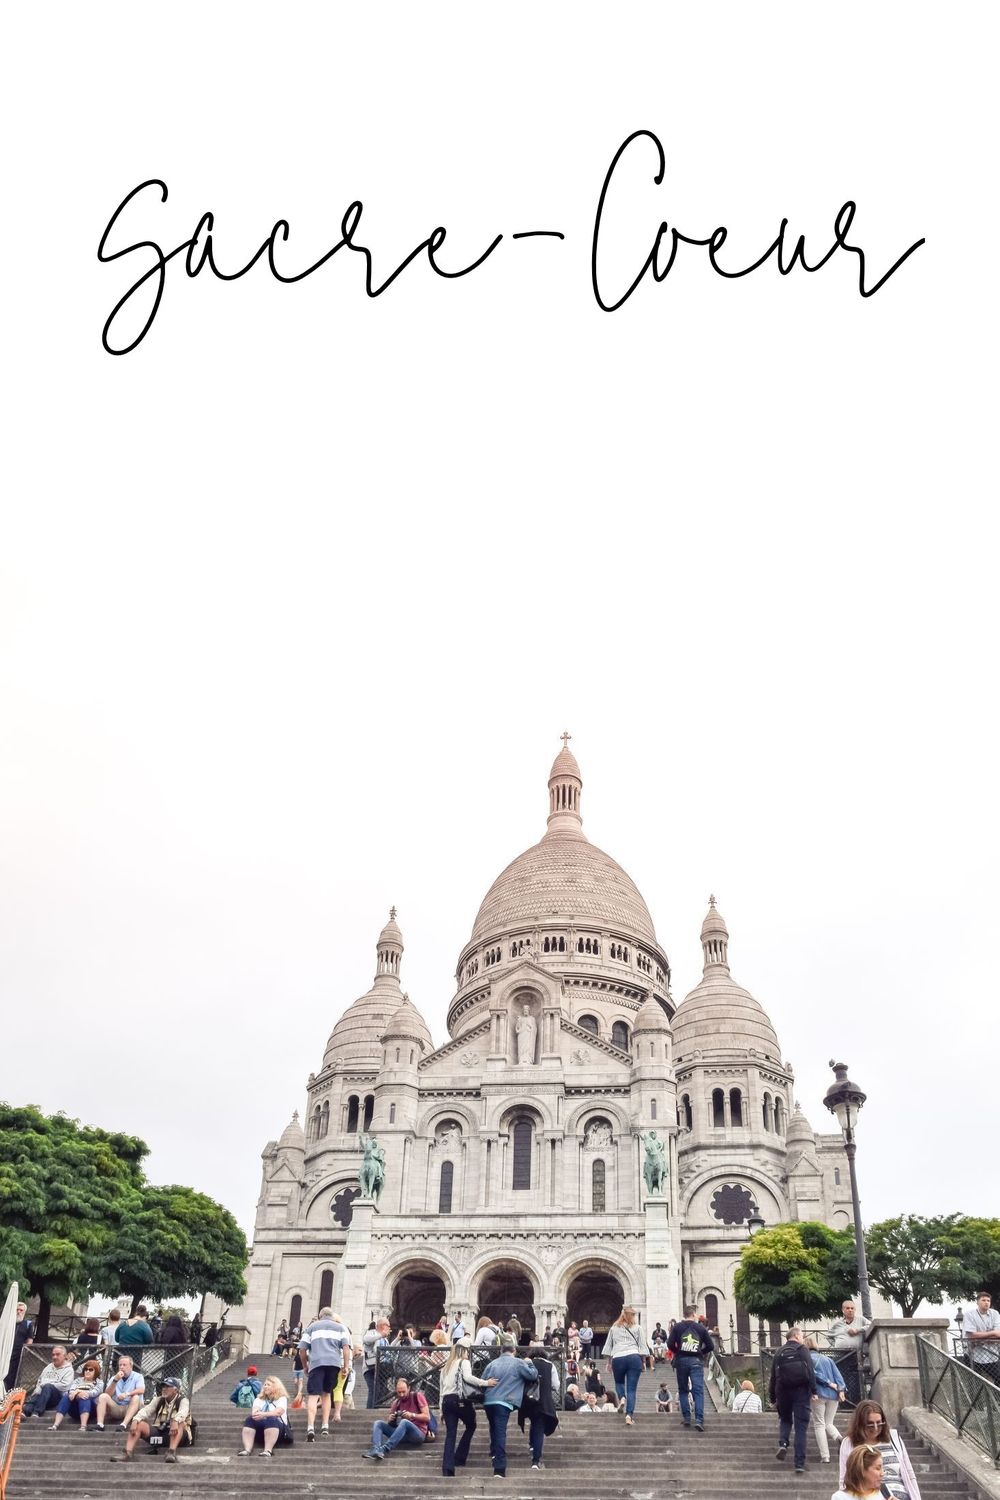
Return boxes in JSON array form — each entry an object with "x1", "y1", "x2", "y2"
[{"x1": 242, "y1": 740, "x2": 854, "y2": 1348}]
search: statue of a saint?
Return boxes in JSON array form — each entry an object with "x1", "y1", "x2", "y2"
[
  {"x1": 358, "y1": 1133, "x2": 387, "y2": 1205},
  {"x1": 515, "y1": 1004, "x2": 537, "y2": 1065},
  {"x1": 642, "y1": 1129, "x2": 667, "y2": 1196}
]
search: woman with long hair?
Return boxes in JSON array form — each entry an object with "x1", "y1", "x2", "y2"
[
  {"x1": 438, "y1": 1334, "x2": 497, "y2": 1476},
  {"x1": 239, "y1": 1375, "x2": 291, "y2": 1457},
  {"x1": 601, "y1": 1306, "x2": 652, "y2": 1425},
  {"x1": 833, "y1": 1444, "x2": 886, "y2": 1498},
  {"x1": 839, "y1": 1400, "x2": 921, "y2": 1499}
]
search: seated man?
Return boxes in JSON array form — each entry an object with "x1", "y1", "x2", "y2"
[
  {"x1": 564, "y1": 1383, "x2": 585, "y2": 1410},
  {"x1": 363, "y1": 1376, "x2": 431, "y2": 1459},
  {"x1": 111, "y1": 1376, "x2": 191, "y2": 1463},
  {"x1": 655, "y1": 1380, "x2": 674, "y2": 1413},
  {"x1": 23, "y1": 1346, "x2": 75, "y2": 1417},
  {"x1": 95, "y1": 1354, "x2": 145, "y2": 1430}
]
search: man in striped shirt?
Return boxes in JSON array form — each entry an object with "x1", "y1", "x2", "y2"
[{"x1": 300, "y1": 1307, "x2": 353, "y2": 1440}]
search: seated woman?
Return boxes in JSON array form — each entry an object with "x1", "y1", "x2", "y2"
[
  {"x1": 833, "y1": 1444, "x2": 888, "y2": 1499},
  {"x1": 729, "y1": 1379, "x2": 762, "y2": 1413},
  {"x1": 50, "y1": 1360, "x2": 103, "y2": 1430},
  {"x1": 110, "y1": 1376, "x2": 192, "y2": 1463},
  {"x1": 239, "y1": 1375, "x2": 291, "y2": 1458},
  {"x1": 839, "y1": 1400, "x2": 921, "y2": 1500}
]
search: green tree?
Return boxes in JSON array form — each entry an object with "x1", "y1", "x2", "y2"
[
  {"x1": 865, "y1": 1215, "x2": 962, "y2": 1317},
  {"x1": 938, "y1": 1218, "x2": 1000, "y2": 1303},
  {"x1": 733, "y1": 1221, "x2": 859, "y2": 1323},
  {"x1": 89, "y1": 1183, "x2": 248, "y2": 1311},
  {"x1": 0, "y1": 1103, "x2": 147, "y2": 1337}
]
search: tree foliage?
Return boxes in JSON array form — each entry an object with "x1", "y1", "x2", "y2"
[
  {"x1": 90, "y1": 1184, "x2": 248, "y2": 1310},
  {"x1": 937, "y1": 1218, "x2": 1000, "y2": 1303},
  {"x1": 865, "y1": 1215, "x2": 962, "y2": 1317},
  {"x1": 733, "y1": 1221, "x2": 859, "y2": 1323},
  {"x1": 0, "y1": 1102, "x2": 248, "y2": 1334}
]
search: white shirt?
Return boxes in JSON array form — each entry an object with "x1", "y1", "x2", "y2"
[{"x1": 965, "y1": 1305, "x2": 1000, "y2": 1362}]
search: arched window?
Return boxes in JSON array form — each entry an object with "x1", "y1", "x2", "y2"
[
  {"x1": 762, "y1": 1093, "x2": 773, "y2": 1131},
  {"x1": 611, "y1": 1021, "x2": 629, "y2": 1051},
  {"x1": 512, "y1": 1119, "x2": 533, "y2": 1190},
  {"x1": 363, "y1": 1095, "x2": 374, "y2": 1131},
  {"x1": 310, "y1": 1105, "x2": 321, "y2": 1141},
  {"x1": 319, "y1": 1269, "x2": 334, "y2": 1309},
  {"x1": 320, "y1": 1100, "x2": 330, "y2": 1136},
  {"x1": 774, "y1": 1097, "x2": 785, "y2": 1134},
  {"x1": 288, "y1": 1293, "x2": 302, "y2": 1328},
  {"x1": 704, "y1": 1293, "x2": 719, "y2": 1330},
  {"x1": 680, "y1": 1094, "x2": 693, "y2": 1130},
  {"x1": 578, "y1": 1014, "x2": 599, "y2": 1035},
  {"x1": 712, "y1": 1088, "x2": 725, "y2": 1128},
  {"x1": 650, "y1": 1098, "x2": 657, "y2": 1120},
  {"x1": 592, "y1": 1158, "x2": 606, "y2": 1213},
  {"x1": 346, "y1": 1095, "x2": 359, "y2": 1134},
  {"x1": 439, "y1": 1159, "x2": 454, "y2": 1213},
  {"x1": 389, "y1": 1103, "x2": 396, "y2": 1124},
  {"x1": 729, "y1": 1089, "x2": 743, "y2": 1127}
]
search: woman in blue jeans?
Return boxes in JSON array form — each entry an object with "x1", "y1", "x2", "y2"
[{"x1": 602, "y1": 1307, "x2": 653, "y2": 1425}]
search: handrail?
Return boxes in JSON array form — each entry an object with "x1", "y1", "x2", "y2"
[
  {"x1": 916, "y1": 1333, "x2": 1000, "y2": 1468},
  {"x1": 0, "y1": 1388, "x2": 26, "y2": 1500},
  {"x1": 706, "y1": 1350, "x2": 736, "y2": 1409}
]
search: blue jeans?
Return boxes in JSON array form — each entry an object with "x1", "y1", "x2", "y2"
[
  {"x1": 674, "y1": 1357, "x2": 705, "y2": 1424},
  {"x1": 776, "y1": 1388, "x2": 811, "y2": 1468},
  {"x1": 372, "y1": 1416, "x2": 426, "y2": 1453},
  {"x1": 485, "y1": 1403, "x2": 512, "y2": 1475},
  {"x1": 611, "y1": 1354, "x2": 643, "y2": 1417},
  {"x1": 441, "y1": 1394, "x2": 477, "y2": 1471},
  {"x1": 526, "y1": 1409, "x2": 547, "y2": 1464},
  {"x1": 364, "y1": 1368, "x2": 376, "y2": 1408}
]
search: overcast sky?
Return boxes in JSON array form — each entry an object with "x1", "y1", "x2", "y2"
[{"x1": 2, "y1": 3, "x2": 997, "y2": 1246}]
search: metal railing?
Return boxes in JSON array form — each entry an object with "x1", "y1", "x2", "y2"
[
  {"x1": 706, "y1": 1350, "x2": 736, "y2": 1409},
  {"x1": 372, "y1": 1344, "x2": 565, "y2": 1409},
  {"x1": 13, "y1": 1341, "x2": 207, "y2": 1400},
  {"x1": 949, "y1": 1335, "x2": 1000, "y2": 1387},
  {"x1": 755, "y1": 1343, "x2": 866, "y2": 1411},
  {"x1": 917, "y1": 1334, "x2": 1000, "y2": 1467},
  {"x1": 1, "y1": 1389, "x2": 26, "y2": 1500}
]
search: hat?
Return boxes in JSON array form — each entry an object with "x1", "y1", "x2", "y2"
[
  {"x1": 246, "y1": 1365, "x2": 258, "y2": 1376},
  {"x1": 161, "y1": 1376, "x2": 181, "y2": 1389},
  {"x1": 454, "y1": 1336, "x2": 472, "y2": 1349}
]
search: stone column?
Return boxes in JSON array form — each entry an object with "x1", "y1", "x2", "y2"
[
  {"x1": 339, "y1": 1198, "x2": 377, "y2": 1340},
  {"x1": 643, "y1": 1195, "x2": 681, "y2": 1325},
  {"x1": 866, "y1": 1317, "x2": 950, "y2": 1425}
]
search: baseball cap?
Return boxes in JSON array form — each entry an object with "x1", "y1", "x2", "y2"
[
  {"x1": 246, "y1": 1365, "x2": 259, "y2": 1376},
  {"x1": 161, "y1": 1376, "x2": 181, "y2": 1389}
]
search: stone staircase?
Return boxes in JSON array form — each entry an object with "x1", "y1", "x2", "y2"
[{"x1": 7, "y1": 1353, "x2": 981, "y2": 1498}]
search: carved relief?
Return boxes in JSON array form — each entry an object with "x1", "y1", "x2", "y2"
[
  {"x1": 584, "y1": 1119, "x2": 613, "y2": 1149},
  {"x1": 459, "y1": 1051, "x2": 480, "y2": 1067}
]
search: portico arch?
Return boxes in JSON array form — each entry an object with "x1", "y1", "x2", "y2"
[
  {"x1": 387, "y1": 1258, "x2": 450, "y2": 1336},
  {"x1": 564, "y1": 1263, "x2": 627, "y2": 1339},
  {"x1": 475, "y1": 1260, "x2": 538, "y2": 1335}
]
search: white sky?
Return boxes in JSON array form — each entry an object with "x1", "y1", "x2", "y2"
[{"x1": 2, "y1": 3, "x2": 997, "y2": 1244}]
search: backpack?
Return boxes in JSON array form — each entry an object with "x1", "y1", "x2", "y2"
[
  {"x1": 235, "y1": 1381, "x2": 256, "y2": 1408},
  {"x1": 773, "y1": 1343, "x2": 811, "y2": 1388},
  {"x1": 426, "y1": 1409, "x2": 438, "y2": 1440}
]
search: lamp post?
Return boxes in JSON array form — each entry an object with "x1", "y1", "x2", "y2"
[
  {"x1": 823, "y1": 1060, "x2": 873, "y2": 1320},
  {"x1": 747, "y1": 1210, "x2": 766, "y2": 1351}
]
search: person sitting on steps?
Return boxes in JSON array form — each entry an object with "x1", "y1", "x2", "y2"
[{"x1": 111, "y1": 1375, "x2": 192, "y2": 1463}]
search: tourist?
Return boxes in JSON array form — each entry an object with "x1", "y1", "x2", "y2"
[
  {"x1": 439, "y1": 1333, "x2": 497, "y2": 1476},
  {"x1": 577, "y1": 1319, "x2": 593, "y2": 1361},
  {"x1": 363, "y1": 1374, "x2": 433, "y2": 1460},
  {"x1": 667, "y1": 1305, "x2": 715, "y2": 1430},
  {"x1": 158, "y1": 1313, "x2": 188, "y2": 1346},
  {"x1": 564, "y1": 1383, "x2": 585, "y2": 1410},
  {"x1": 117, "y1": 1305, "x2": 154, "y2": 1348},
  {"x1": 23, "y1": 1346, "x2": 75, "y2": 1418},
  {"x1": 827, "y1": 1299, "x2": 870, "y2": 1403},
  {"x1": 149, "y1": 1310, "x2": 163, "y2": 1339},
  {"x1": 112, "y1": 1374, "x2": 192, "y2": 1463},
  {"x1": 229, "y1": 1365, "x2": 262, "y2": 1408},
  {"x1": 769, "y1": 1326, "x2": 816, "y2": 1476},
  {"x1": 806, "y1": 1334, "x2": 847, "y2": 1462},
  {"x1": 839, "y1": 1401, "x2": 922, "y2": 1499},
  {"x1": 341, "y1": 1349, "x2": 360, "y2": 1408},
  {"x1": 272, "y1": 1318, "x2": 289, "y2": 1356},
  {"x1": 655, "y1": 1379, "x2": 674, "y2": 1412},
  {"x1": 730, "y1": 1379, "x2": 762, "y2": 1413},
  {"x1": 49, "y1": 1358, "x2": 103, "y2": 1429},
  {"x1": 5, "y1": 1302, "x2": 34, "y2": 1388},
  {"x1": 292, "y1": 1344, "x2": 307, "y2": 1404},
  {"x1": 482, "y1": 1334, "x2": 538, "y2": 1477},
  {"x1": 331, "y1": 1323, "x2": 354, "y2": 1422},
  {"x1": 430, "y1": 1317, "x2": 451, "y2": 1347},
  {"x1": 506, "y1": 1314, "x2": 522, "y2": 1346},
  {"x1": 600, "y1": 1391, "x2": 619, "y2": 1410},
  {"x1": 542, "y1": 1325, "x2": 553, "y2": 1345},
  {"x1": 833, "y1": 1444, "x2": 888, "y2": 1499},
  {"x1": 451, "y1": 1313, "x2": 466, "y2": 1342},
  {"x1": 392, "y1": 1323, "x2": 421, "y2": 1346},
  {"x1": 74, "y1": 1317, "x2": 101, "y2": 1348},
  {"x1": 100, "y1": 1309, "x2": 121, "y2": 1345},
  {"x1": 567, "y1": 1321, "x2": 580, "y2": 1357},
  {"x1": 299, "y1": 1304, "x2": 352, "y2": 1441},
  {"x1": 579, "y1": 1392, "x2": 599, "y2": 1411},
  {"x1": 517, "y1": 1340, "x2": 560, "y2": 1470},
  {"x1": 474, "y1": 1315, "x2": 499, "y2": 1347},
  {"x1": 362, "y1": 1317, "x2": 391, "y2": 1408},
  {"x1": 584, "y1": 1361, "x2": 606, "y2": 1399},
  {"x1": 962, "y1": 1291, "x2": 1000, "y2": 1378},
  {"x1": 95, "y1": 1354, "x2": 145, "y2": 1430},
  {"x1": 189, "y1": 1313, "x2": 202, "y2": 1345},
  {"x1": 239, "y1": 1374, "x2": 291, "y2": 1457},
  {"x1": 603, "y1": 1305, "x2": 653, "y2": 1426},
  {"x1": 651, "y1": 1321, "x2": 668, "y2": 1360}
]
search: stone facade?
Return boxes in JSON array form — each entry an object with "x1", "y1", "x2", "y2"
[{"x1": 242, "y1": 741, "x2": 856, "y2": 1348}]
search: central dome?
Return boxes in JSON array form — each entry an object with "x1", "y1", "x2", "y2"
[{"x1": 470, "y1": 834, "x2": 657, "y2": 944}]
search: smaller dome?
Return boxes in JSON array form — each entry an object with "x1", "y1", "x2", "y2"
[
  {"x1": 379, "y1": 906, "x2": 403, "y2": 947},
  {"x1": 785, "y1": 1102, "x2": 815, "y2": 1146},
  {"x1": 549, "y1": 744, "x2": 582, "y2": 782},
  {"x1": 701, "y1": 896, "x2": 729, "y2": 940},
  {"x1": 634, "y1": 994, "x2": 671, "y2": 1033},
  {"x1": 277, "y1": 1111, "x2": 305, "y2": 1154},
  {"x1": 383, "y1": 993, "x2": 433, "y2": 1051}
]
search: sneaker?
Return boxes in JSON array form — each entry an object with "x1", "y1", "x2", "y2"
[
  {"x1": 681, "y1": 1421, "x2": 691, "y2": 1428},
  {"x1": 110, "y1": 1452, "x2": 134, "y2": 1462},
  {"x1": 320, "y1": 1426, "x2": 330, "y2": 1437},
  {"x1": 362, "y1": 1448, "x2": 385, "y2": 1460},
  {"x1": 261, "y1": 1450, "x2": 272, "y2": 1459},
  {"x1": 307, "y1": 1429, "x2": 316, "y2": 1443},
  {"x1": 531, "y1": 1462, "x2": 544, "y2": 1470},
  {"x1": 94, "y1": 1424, "x2": 105, "y2": 1432},
  {"x1": 695, "y1": 1422, "x2": 704, "y2": 1431},
  {"x1": 795, "y1": 1467, "x2": 805, "y2": 1474},
  {"x1": 776, "y1": 1443, "x2": 788, "y2": 1461},
  {"x1": 164, "y1": 1452, "x2": 177, "y2": 1463}
]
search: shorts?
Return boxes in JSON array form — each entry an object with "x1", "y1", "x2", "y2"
[{"x1": 307, "y1": 1366, "x2": 339, "y2": 1396}]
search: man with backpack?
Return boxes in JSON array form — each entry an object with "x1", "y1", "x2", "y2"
[
  {"x1": 666, "y1": 1305, "x2": 715, "y2": 1430},
  {"x1": 229, "y1": 1366, "x2": 262, "y2": 1409},
  {"x1": 768, "y1": 1327, "x2": 817, "y2": 1474}
]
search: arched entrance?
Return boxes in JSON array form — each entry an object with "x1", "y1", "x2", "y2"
[
  {"x1": 391, "y1": 1267, "x2": 447, "y2": 1337},
  {"x1": 566, "y1": 1266, "x2": 626, "y2": 1341},
  {"x1": 477, "y1": 1263, "x2": 536, "y2": 1335}
]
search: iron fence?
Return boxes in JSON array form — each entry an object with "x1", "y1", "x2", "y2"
[
  {"x1": 755, "y1": 1342, "x2": 866, "y2": 1411},
  {"x1": 949, "y1": 1335, "x2": 1000, "y2": 1388},
  {"x1": 13, "y1": 1341, "x2": 201, "y2": 1399},
  {"x1": 917, "y1": 1334, "x2": 1000, "y2": 1467},
  {"x1": 372, "y1": 1344, "x2": 566, "y2": 1409}
]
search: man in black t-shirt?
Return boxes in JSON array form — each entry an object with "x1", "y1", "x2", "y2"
[
  {"x1": 666, "y1": 1306, "x2": 715, "y2": 1429},
  {"x1": 768, "y1": 1327, "x2": 817, "y2": 1474}
]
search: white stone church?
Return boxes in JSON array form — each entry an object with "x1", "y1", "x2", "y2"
[{"x1": 242, "y1": 740, "x2": 855, "y2": 1348}]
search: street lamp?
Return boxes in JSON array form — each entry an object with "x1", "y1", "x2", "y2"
[
  {"x1": 823, "y1": 1060, "x2": 873, "y2": 1320},
  {"x1": 746, "y1": 1211, "x2": 766, "y2": 1350}
]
